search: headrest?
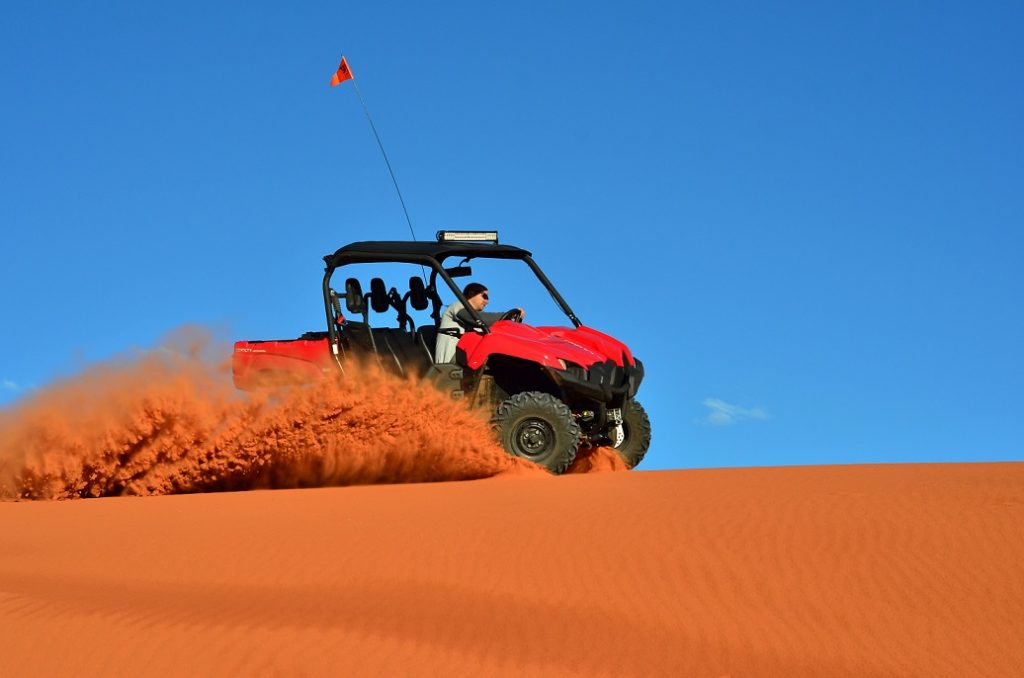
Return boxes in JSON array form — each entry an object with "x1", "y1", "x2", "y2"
[
  {"x1": 370, "y1": 277, "x2": 390, "y2": 313},
  {"x1": 409, "y1": 276, "x2": 428, "y2": 311},
  {"x1": 344, "y1": 278, "x2": 365, "y2": 314}
]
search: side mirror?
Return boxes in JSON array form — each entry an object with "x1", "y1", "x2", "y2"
[
  {"x1": 344, "y1": 278, "x2": 365, "y2": 314},
  {"x1": 445, "y1": 265, "x2": 472, "y2": 278},
  {"x1": 369, "y1": 277, "x2": 390, "y2": 313},
  {"x1": 409, "y1": 276, "x2": 428, "y2": 311}
]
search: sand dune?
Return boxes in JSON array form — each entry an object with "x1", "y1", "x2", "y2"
[{"x1": 2, "y1": 462, "x2": 1022, "y2": 676}]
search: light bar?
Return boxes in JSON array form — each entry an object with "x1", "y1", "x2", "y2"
[{"x1": 436, "y1": 230, "x2": 499, "y2": 244}]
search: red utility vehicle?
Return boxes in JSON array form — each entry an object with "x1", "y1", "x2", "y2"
[{"x1": 233, "y1": 231, "x2": 651, "y2": 473}]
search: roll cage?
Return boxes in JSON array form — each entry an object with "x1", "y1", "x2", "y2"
[{"x1": 320, "y1": 240, "x2": 582, "y2": 348}]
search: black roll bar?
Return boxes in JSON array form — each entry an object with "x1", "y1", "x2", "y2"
[{"x1": 322, "y1": 250, "x2": 583, "y2": 347}]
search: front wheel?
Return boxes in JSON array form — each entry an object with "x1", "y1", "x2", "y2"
[
  {"x1": 493, "y1": 391, "x2": 580, "y2": 474},
  {"x1": 614, "y1": 399, "x2": 652, "y2": 468}
]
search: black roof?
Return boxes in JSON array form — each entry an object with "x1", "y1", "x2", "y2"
[{"x1": 323, "y1": 240, "x2": 531, "y2": 269}]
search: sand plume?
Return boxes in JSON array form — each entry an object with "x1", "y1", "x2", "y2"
[
  {"x1": 0, "y1": 339, "x2": 541, "y2": 500},
  {"x1": 566, "y1": 445, "x2": 631, "y2": 473}
]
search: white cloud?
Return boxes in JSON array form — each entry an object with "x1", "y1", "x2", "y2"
[
  {"x1": 1, "y1": 379, "x2": 20, "y2": 392},
  {"x1": 701, "y1": 398, "x2": 769, "y2": 426}
]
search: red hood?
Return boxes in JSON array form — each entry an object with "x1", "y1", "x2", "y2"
[{"x1": 459, "y1": 322, "x2": 634, "y2": 370}]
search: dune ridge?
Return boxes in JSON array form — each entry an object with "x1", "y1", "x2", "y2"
[{"x1": 1, "y1": 463, "x2": 1022, "y2": 676}]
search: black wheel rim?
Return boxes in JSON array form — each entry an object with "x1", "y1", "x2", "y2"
[{"x1": 512, "y1": 418, "x2": 555, "y2": 458}]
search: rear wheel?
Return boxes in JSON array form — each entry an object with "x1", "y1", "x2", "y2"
[
  {"x1": 614, "y1": 399, "x2": 652, "y2": 468},
  {"x1": 493, "y1": 391, "x2": 580, "y2": 474}
]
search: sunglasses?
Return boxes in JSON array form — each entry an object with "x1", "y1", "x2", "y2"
[{"x1": 481, "y1": 292, "x2": 489, "y2": 300}]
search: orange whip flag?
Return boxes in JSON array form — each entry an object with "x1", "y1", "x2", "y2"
[
  {"x1": 330, "y1": 56, "x2": 353, "y2": 86},
  {"x1": 329, "y1": 54, "x2": 422, "y2": 252}
]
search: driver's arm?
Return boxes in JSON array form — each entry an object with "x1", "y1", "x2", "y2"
[{"x1": 455, "y1": 308, "x2": 510, "y2": 329}]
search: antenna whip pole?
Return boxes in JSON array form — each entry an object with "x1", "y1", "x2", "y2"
[
  {"x1": 331, "y1": 56, "x2": 418, "y2": 243},
  {"x1": 350, "y1": 79, "x2": 418, "y2": 243}
]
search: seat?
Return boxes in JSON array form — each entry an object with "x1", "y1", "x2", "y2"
[
  {"x1": 341, "y1": 322, "x2": 375, "y2": 352},
  {"x1": 415, "y1": 325, "x2": 439, "y2": 364},
  {"x1": 343, "y1": 322, "x2": 433, "y2": 376},
  {"x1": 378, "y1": 328, "x2": 434, "y2": 376}
]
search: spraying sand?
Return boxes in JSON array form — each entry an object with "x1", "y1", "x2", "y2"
[{"x1": 0, "y1": 337, "x2": 623, "y2": 500}]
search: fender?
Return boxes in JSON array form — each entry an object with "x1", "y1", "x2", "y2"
[{"x1": 540, "y1": 326, "x2": 635, "y2": 366}]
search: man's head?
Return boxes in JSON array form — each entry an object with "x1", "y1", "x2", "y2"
[{"x1": 462, "y1": 282, "x2": 489, "y2": 311}]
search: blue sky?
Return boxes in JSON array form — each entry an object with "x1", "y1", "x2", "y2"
[{"x1": 2, "y1": 1, "x2": 1021, "y2": 469}]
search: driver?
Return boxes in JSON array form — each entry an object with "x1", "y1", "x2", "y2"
[{"x1": 435, "y1": 282, "x2": 524, "y2": 363}]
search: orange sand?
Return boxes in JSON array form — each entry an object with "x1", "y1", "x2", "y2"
[
  {"x1": 2, "y1": 463, "x2": 1022, "y2": 676},
  {"x1": 0, "y1": 342, "x2": 625, "y2": 500}
]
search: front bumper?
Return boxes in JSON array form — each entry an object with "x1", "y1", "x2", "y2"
[{"x1": 547, "y1": 357, "x2": 645, "y2": 403}]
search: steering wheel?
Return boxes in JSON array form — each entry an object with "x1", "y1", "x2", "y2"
[{"x1": 499, "y1": 308, "x2": 524, "y2": 323}]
